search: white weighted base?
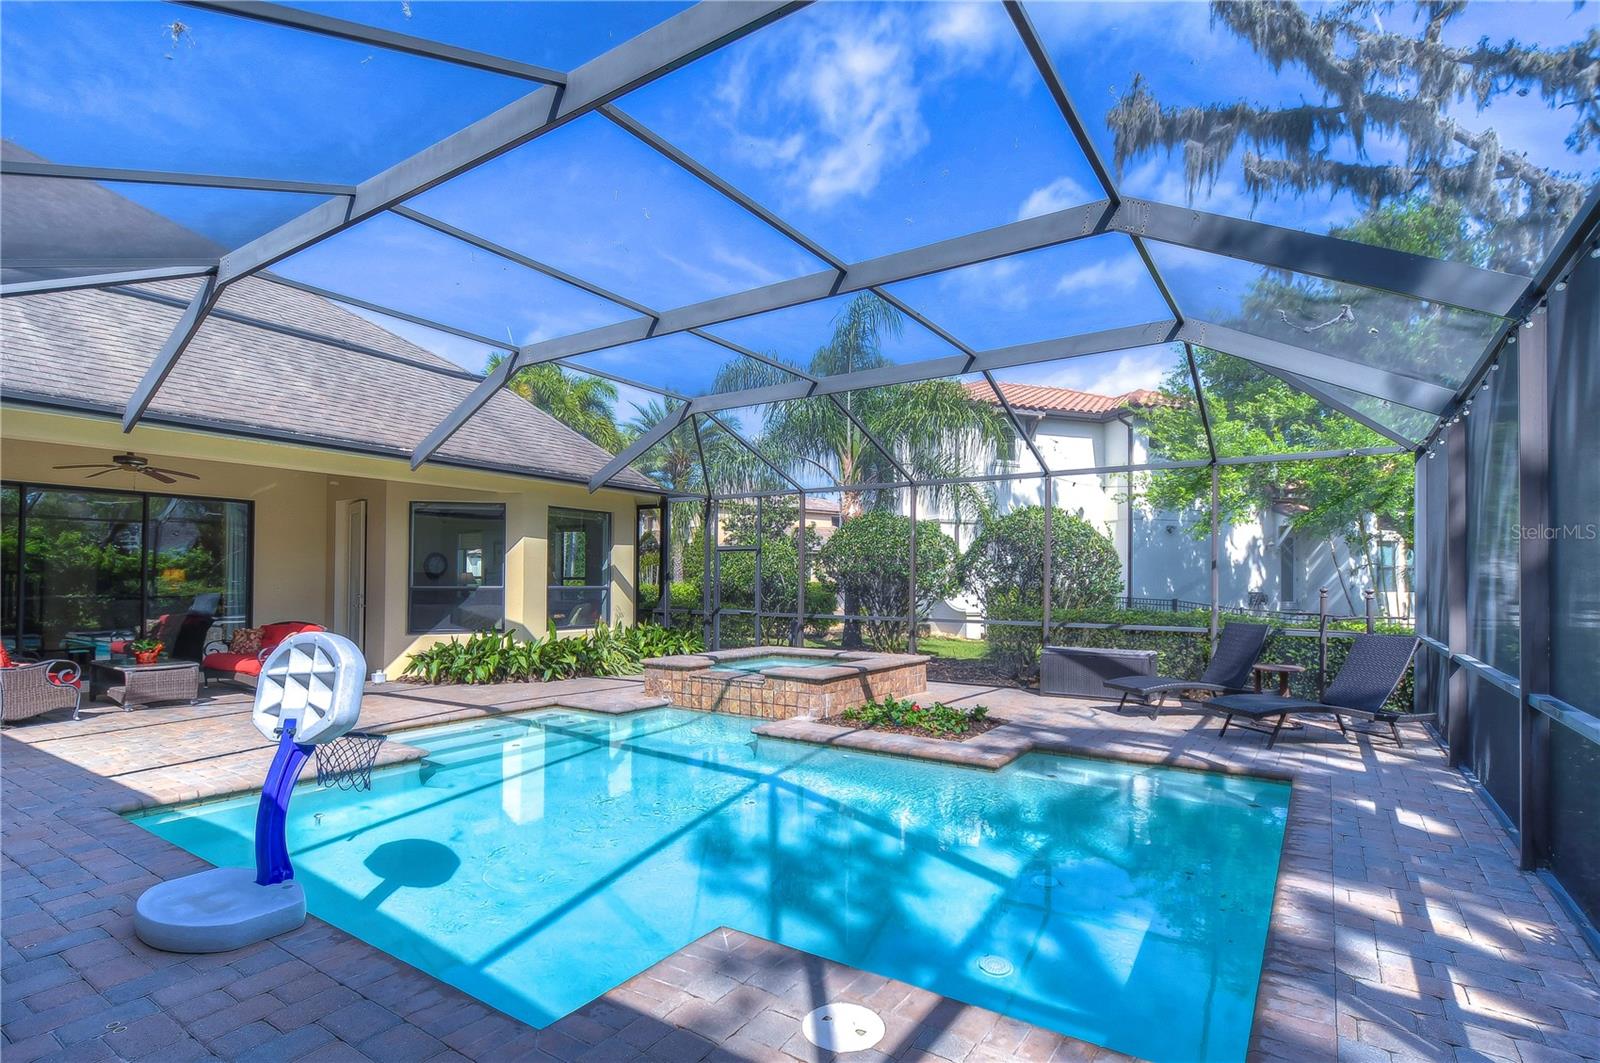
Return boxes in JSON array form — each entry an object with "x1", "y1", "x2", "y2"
[{"x1": 134, "y1": 867, "x2": 305, "y2": 953}]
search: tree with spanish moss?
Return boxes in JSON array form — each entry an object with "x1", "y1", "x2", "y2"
[{"x1": 1108, "y1": 0, "x2": 1598, "y2": 273}]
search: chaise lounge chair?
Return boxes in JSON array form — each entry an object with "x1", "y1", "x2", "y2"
[
  {"x1": 1209, "y1": 633, "x2": 1420, "y2": 748},
  {"x1": 1104, "y1": 621, "x2": 1271, "y2": 718}
]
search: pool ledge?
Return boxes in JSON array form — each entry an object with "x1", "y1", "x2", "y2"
[{"x1": 754, "y1": 713, "x2": 1296, "y2": 783}]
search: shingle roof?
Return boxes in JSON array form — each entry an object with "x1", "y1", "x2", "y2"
[
  {"x1": 964, "y1": 380, "x2": 1170, "y2": 417},
  {"x1": 1, "y1": 276, "x2": 660, "y2": 493}
]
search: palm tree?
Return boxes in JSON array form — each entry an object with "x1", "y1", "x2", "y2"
[
  {"x1": 710, "y1": 293, "x2": 1006, "y2": 519},
  {"x1": 624, "y1": 401, "x2": 748, "y2": 583},
  {"x1": 486, "y1": 354, "x2": 626, "y2": 453},
  {"x1": 712, "y1": 293, "x2": 1007, "y2": 644}
]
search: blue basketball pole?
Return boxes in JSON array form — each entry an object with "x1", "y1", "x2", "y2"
[{"x1": 254, "y1": 724, "x2": 313, "y2": 886}]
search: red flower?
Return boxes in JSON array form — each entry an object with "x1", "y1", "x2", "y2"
[{"x1": 911, "y1": 703, "x2": 922, "y2": 712}]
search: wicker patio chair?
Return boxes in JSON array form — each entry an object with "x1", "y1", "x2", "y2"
[
  {"x1": 1210, "y1": 633, "x2": 1420, "y2": 748},
  {"x1": 0, "y1": 660, "x2": 83, "y2": 724},
  {"x1": 1104, "y1": 621, "x2": 1271, "y2": 718}
]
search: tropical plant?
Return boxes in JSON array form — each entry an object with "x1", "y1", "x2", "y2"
[
  {"x1": 710, "y1": 293, "x2": 1005, "y2": 644},
  {"x1": 486, "y1": 354, "x2": 626, "y2": 453},
  {"x1": 814, "y1": 510, "x2": 959, "y2": 652},
  {"x1": 839, "y1": 695, "x2": 990, "y2": 737},
  {"x1": 401, "y1": 622, "x2": 703, "y2": 684},
  {"x1": 710, "y1": 294, "x2": 1007, "y2": 520}
]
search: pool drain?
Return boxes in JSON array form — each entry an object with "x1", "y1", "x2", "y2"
[
  {"x1": 801, "y1": 1003, "x2": 884, "y2": 1052},
  {"x1": 977, "y1": 955, "x2": 1014, "y2": 977}
]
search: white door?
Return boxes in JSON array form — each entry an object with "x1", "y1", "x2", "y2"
[{"x1": 340, "y1": 499, "x2": 367, "y2": 652}]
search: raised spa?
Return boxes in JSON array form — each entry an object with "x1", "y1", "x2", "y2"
[{"x1": 643, "y1": 645, "x2": 928, "y2": 717}]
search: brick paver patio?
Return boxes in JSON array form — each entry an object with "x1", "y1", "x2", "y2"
[{"x1": 3, "y1": 677, "x2": 1598, "y2": 1062}]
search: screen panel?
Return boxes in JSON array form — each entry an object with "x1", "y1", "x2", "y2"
[
  {"x1": 0, "y1": 1, "x2": 529, "y2": 183},
  {"x1": 1029, "y1": 1, "x2": 1598, "y2": 276},
  {"x1": 407, "y1": 114, "x2": 830, "y2": 311},
  {"x1": 270, "y1": 211, "x2": 635, "y2": 346},
  {"x1": 1151, "y1": 242, "x2": 1501, "y2": 391},
  {"x1": 885, "y1": 236, "x2": 1171, "y2": 351},
  {"x1": 0, "y1": 170, "x2": 325, "y2": 279},
  {"x1": 618, "y1": 0, "x2": 1105, "y2": 262}
]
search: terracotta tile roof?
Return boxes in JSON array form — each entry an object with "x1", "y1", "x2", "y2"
[{"x1": 964, "y1": 380, "x2": 1171, "y2": 417}]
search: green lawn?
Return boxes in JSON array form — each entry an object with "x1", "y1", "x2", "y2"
[
  {"x1": 805, "y1": 633, "x2": 988, "y2": 659},
  {"x1": 917, "y1": 634, "x2": 987, "y2": 659}
]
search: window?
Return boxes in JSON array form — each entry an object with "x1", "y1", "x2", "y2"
[
  {"x1": 1, "y1": 482, "x2": 251, "y2": 658},
  {"x1": 996, "y1": 430, "x2": 1019, "y2": 465},
  {"x1": 1279, "y1": 533, "x2": 1297, "y2": 605},
  {"x1": 549, "y1": 507, "x2": 610, "y2": 628},
  {"x1": 1375, "y1": 541, "x2": 1400, "y2": 596},
  {"x1": 409, "y1": 502, "x2": 505, "y2": 634}
]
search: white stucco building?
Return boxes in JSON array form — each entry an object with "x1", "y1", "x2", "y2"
[{"x1": 911, "y1": 382, "x2": 1410, "y2": 636}]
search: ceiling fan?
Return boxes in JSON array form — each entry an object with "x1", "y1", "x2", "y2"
[{"x1": 53, "y1": 452, "x2": 200, "y2": 486}]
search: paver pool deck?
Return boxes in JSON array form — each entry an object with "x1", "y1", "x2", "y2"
[{"x1": 3, "y1": 677, "x2": 1598, "y2": 1062}]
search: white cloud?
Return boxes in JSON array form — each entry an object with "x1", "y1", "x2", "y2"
[
  {"x1": 942, "y1": 256, "x2": 1032, "y2": 313},
  {"x1": 926, "y1": 3, "x2": 1008, "y2": 63},
  {"x1": 1036, "y1": 348, "x2": 1176, "y2": 397},
  {"x1": 1017, "y1": 176, "x2": 1095, "y2": 220},
  {"x1": 716, "y1": 7, "x2": 1036, "y2": 209},
  {"x1": 1054, "y1": 256, "x2": 1147, "y2": 296}
]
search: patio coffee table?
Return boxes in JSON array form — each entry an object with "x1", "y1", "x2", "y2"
[{"x1": 93, "y1": 660, "x2": 201, "y2": 711}]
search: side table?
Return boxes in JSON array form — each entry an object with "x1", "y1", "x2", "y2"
[
  {"x1": 1251, "y1": 662, "x2": 1308, "y2": 697},
  {"x1": 94, "y1": 661, "x2": 202, "y2": 711}
]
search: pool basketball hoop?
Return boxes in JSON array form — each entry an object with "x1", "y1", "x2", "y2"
[{"x1": 134, "y1": 631, "x2": 366, "y2": 953}]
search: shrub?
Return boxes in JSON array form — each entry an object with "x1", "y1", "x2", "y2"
[
  {"x1": 669, "y1": 581, "x2": 703, "y2": 613},
  {"x1": 840, "y1": 695, "x2": 990, "y2": 737},
  {"x1": 401, "y1": 622, "x2": 704, "y2": 684},
  {"x1": 804, "y1": 580, "x2": 836, "y2": 637},
  {"x1": 961, "y1": 507, "x2": 1123, "y2": 616},
  {"x1": 814, "y1": 510, "x2": 959, "y2": 652}
]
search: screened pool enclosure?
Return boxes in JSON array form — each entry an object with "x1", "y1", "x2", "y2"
[{"x1": 2, "y1": 2, "x2": 1596, "y2": 931}]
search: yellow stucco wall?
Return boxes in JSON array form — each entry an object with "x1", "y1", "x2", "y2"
[
  {"x1": 0, "y1": 424, "x2": 331, "y2": 629},
  {"x1": 1, "y1": 407, "x2": 656, "y2": 675}
]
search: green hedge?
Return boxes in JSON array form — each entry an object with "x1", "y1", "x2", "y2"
[{"x1": 984, "y1": 602, "x2": 1415, "y2": 713}]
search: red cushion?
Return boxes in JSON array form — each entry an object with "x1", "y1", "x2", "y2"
[
  {"x1": 259, "y1": 622, "x2": 324, "y2": 651},
  {"x1": 47, "y1": 674, "x2": 81, "y2": 689},
  {"x1": 202, "y1": 652, "x2": 263, "y2": 677},
  {"x1": 0, "y1": 644, "x2": 12, "y2": 669}
]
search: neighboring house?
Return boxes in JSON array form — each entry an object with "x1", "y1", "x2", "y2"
[
  {"x1": 911, "y1": 381, "x2": 1409, "y2": 636},
  {"x1": 1, "y1": 169, "x2": 663, "y2": 676},
  {"x1": 802, "y1": 497, "x2": 841, "y2": 541}
]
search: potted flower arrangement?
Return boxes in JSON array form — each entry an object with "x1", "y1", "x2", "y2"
[{"x1": 130, "y1": 637, "x2": 164, "y2": 665}]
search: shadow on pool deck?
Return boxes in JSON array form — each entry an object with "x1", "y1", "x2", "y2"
[{"x1": 3, "y1": 676, "x2": 1598, "y2": 1061}]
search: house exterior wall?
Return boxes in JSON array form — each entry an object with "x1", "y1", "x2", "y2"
[
  {"x1": 909, "y1": 407, "x2": 1404, "y2": 633},
  {"x1": 1, "y1": 420, "x2": 330, "y2": 630},
  {"x1": 1, "y1": 408, "x2": 654, "y2": 675}
]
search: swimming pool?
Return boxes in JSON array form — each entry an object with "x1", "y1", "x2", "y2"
[{"x1": 130, "y1": 708, "x2": 1289, "y2": 1062}]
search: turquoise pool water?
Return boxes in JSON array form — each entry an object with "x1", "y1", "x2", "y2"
[
  {"x1": 707, "y1": 654, "x2": 841, "y2": 672},
  {"x1": 130, "y1": 709, "x2": 1289, "y2": 1062}
]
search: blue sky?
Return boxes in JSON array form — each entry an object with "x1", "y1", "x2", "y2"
[{"x1": 4, "y1": 0, "x2": 1596, "y2": 429}]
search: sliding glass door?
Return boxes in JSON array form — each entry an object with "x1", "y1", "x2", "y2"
[{"x1": 1, "y1": 482, "x2": 251, "y2": 658}]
